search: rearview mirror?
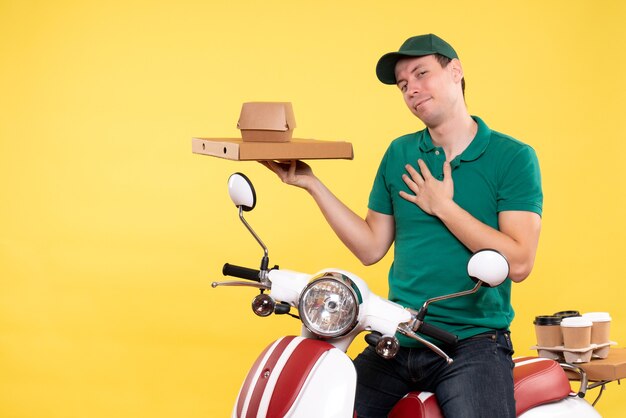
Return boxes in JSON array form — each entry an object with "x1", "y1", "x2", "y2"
[
  {"x1": 228, "y1": 172, "x2": 256, "y2": 211},
  {"x1": 467, "y1": 249, "x2": 509, "y2": 287}
]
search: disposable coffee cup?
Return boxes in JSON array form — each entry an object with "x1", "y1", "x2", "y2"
[
  {"x1": 534, "y1": 315, "x2": 563, "y2": 347},
  {"x1": 561, "y1": 316, "x2": 592, "y2": 349},
  {"x1": 582, "y1": 312, "x2": 611, "y2": 345}
]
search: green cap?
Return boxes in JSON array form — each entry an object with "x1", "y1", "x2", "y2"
[{"x1": 376, "y1": 34, "x2": 459, "y2": 85}]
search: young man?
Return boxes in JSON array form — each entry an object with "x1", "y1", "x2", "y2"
[{"x1": 263, "y1": 34, "x2": 542, "y2": 418}]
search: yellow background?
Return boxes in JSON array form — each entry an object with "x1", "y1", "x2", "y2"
[{"x1": 1, "y1": 0, "x2": 625, "y2": 416}]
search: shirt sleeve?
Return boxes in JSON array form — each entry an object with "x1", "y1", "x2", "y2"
[
  {"x1": 368, "y1": 148, "x2": 394, "y2": 215},
  {"x1": 497, "y1": 145, "x2": 543, "y2": 216}
]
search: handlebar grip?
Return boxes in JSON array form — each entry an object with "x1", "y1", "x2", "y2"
[
  {"x1": 222, "y1": 263, "x2": 261, "y2": 282},
  {"x1": 364, "y1": 331, "x2": 382, "y2": 347},
  {"x1": 418, "y1": 322, "x2": 458, "y2": 345}
]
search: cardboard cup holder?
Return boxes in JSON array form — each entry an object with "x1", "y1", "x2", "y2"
[
  {"x1": 531, "y1": 341, "x2": 617, "y2": 363},
  {"x1": 532, "y1": 311, "x2": 615, "y2": 363}
]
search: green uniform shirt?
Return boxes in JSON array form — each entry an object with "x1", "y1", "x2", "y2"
[{"x1": 368, "y1": 116, "x2": 543, "y2": 346}]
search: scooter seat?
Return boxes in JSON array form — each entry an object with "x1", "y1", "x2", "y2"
[
  {"x1": 512, "y1": 357, "x2": 573, "y2": 415},
  {"x1": 388, "y1": 356, "x2": 573, "y2": 417}
]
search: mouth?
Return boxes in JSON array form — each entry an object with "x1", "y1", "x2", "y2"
[{"x1": 413, "y1": 98, "x2": 431, "y2": 111}]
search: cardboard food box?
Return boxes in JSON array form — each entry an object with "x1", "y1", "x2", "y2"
[
  {"x1": 237, "y1": 102, "x2": 296, "y2": 142},
  {"x1": 192, "y1": 137, "x2": 353, "y2": 161},
  {"x1": 577, "y1": 347, "x2": 626, "y2": 381},
  {"x1": 564, "y1": 348, "x2": 626, "y2": 382}
]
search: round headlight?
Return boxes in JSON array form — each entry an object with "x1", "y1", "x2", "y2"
[{"x1": 298, "y1": 273, "x2": 360, "y2": 338}]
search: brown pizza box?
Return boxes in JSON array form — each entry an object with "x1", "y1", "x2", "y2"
[{"x1": 191, "y1": 137, "x2": 353, "y2": 161}]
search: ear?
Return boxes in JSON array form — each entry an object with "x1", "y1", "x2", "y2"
[{"x1": 449, "y1": 58, "x2": 464, "y2": 84}]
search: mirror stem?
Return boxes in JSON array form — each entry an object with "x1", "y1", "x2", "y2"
[
  {"x1": 420, "y1": 281, "x2": 483, "y2": 316},
  {"x1": 239, "y1": 206, "x2": 268, "y2": 258},
  {"x1": 260, "y1": 255, "x2": 269, "y2": 272},
  {"x1": 238, "y1": 206, "x2": 270, "y2": 273}
]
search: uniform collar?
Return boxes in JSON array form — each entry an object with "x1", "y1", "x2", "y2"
[
  {"x1": 418, "y1": 116, "x2": 491, "y2": 162},
  {"x1": 459, "y1": 116, "x2": 490, "y2": 162}
]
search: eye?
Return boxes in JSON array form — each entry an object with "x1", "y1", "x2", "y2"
[
  {"x1": 417, "y1": 70, "x2": 428, "y2": 78},
  {"x1": 398, "y1": 83, "x2": 407, "y2": 93}
]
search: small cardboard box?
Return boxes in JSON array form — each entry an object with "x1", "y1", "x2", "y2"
[
  {"x1": 192, "y1": 137, "x2": 353, "y2": 161},
  {"x1": 563, "y1": 347, "x2": 626, "y2": 382},
  {"x1": 577, "y1": 347, "x2": 626, "y2": 381},
  {"x1": 237, "y1": 102, "x2": 296, "y2": 142}
]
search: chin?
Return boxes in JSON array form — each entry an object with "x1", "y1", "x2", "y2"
[
  {"x1": 418, "y1": 111, "x2": 444, "y2": 128},
  {"x1": 414, "y1": 112, "x2": 434, "y2": 126}
]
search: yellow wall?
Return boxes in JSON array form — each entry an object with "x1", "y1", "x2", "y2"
[{"x1": 1, "y1": 0, "x2": 625, "y2": 416}]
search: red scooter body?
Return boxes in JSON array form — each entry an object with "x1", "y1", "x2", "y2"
[
  {"x1": 233, "y1": 336, "x2": 356, "y2": 418},
  {"x1": 235, "y1": 341, "x2": 598, "y2": 418}
]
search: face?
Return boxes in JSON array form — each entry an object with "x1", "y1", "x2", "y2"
[{"x1": 394, "y1": 55, "x2": 463, "y2": 126}]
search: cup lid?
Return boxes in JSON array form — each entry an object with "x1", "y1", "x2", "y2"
[
  {"x1": 582, "y1": 312, "x2": 611, "y2": 322},
  {"x1": 534, "y1": 315, "x2": 561, "y2": 326},
  {"x1": 553, "y1": 310, "x2": 580, "y2": 318},
  {"x1": 560, "y1": 316, "x2": 593, "y2": 328}
]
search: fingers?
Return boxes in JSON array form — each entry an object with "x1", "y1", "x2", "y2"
[
  {"x1": 401, "y1": 173, "x2": 420, "y2": 196},
  {"x1": 259, "y1": 160, "x2": 288, "y2": 183},
  {"x1": 402, "y1": 160, "x2": 426, "y2": 198},
  {"x1": 406, "y1": 159, "x2": 449, "y2": 183},
  {"x1": 398, "y1": 190, "x2": 417, "y2": 203},
  {"x1": 260, "y1": 160, "x2": 279, "y2": 171},
  {"x1": 400, "y1": 160, "x2": 453, "y2": 213},
  {"x1": 261, "y1": 160, "x2": 290, "y2": 173},
  {"x1": 404, "y1": 163, "x2": 425, "y2": 186},
  {"x1": 443, "y1": 161, "x2": 452, "y2": 181},
  {"x1": 288, "y1": 160, "x2": 296, "y2": 178},
  {"x1": 417, "y1": 159, "x2": 433, "y2": 179}
]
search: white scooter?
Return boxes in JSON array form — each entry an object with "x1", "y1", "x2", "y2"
[{"x1": 212, "y1": 172, "x2": 601, "y2": 418}]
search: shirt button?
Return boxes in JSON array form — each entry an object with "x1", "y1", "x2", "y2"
[{"x1": 435, "y1": 150, "x2": 440, "y2": 156}]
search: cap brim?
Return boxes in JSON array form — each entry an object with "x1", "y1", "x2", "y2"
[{"x1": 375, "y1": 50, "x2": 436, "y2": 85}]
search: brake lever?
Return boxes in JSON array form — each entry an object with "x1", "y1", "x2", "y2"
[
  {"x1": 397, "y1": 324, "x2": 453, "y2": 364},
  {"x1": 211, "y1": 280, "x2": 271, "y2": 290}
]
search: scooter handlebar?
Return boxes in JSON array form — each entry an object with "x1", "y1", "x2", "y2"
[
  {"x1": 222, "y1": 263, "x2": 261, "y2": 282},
  {"x1": 418, "y1": 322, "x2": 459, "y2": 346}
]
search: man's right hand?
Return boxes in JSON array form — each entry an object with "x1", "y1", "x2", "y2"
[{"x1": 260, "y1": 160, "x2": 316, "y2": 190}]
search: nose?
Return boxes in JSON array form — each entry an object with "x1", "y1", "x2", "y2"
[{"x1": 405, "y1": 79, "x2": 420, "y2": 97}]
